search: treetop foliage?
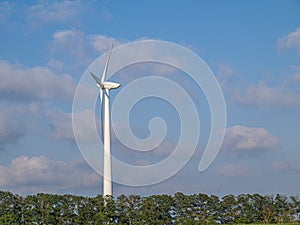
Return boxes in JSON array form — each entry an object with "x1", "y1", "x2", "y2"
[{"x1": 0, "y1": 191, "x2": 299, "y2": 224}]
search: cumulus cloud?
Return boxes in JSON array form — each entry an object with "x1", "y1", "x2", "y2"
[
  {"x1": 46, "y1": 110, "x2": 74, "y2": 141},
  {"x1": 235, "y1": 81, "x2": 300, "y2": 108},
  {"x1": 27, "y1": 0, "x2": 83, "y2": 24},
  {"x1": 222, "y1": 125, "x2": 280, "y2": 154},
  {"x1": 52, "y1": 29, "x2": 87, "y2": 55},
  {"x1": 48, "y1": 59, "x2": 64, "y2": 72},
  {"x1": 214, "y1": 62, "x2": 236, "y2": 80},
  {"x1": 52, "y1": 29, "x2": 92, "y2": 58},
  {"x1": 277, "y1": 27, "x2": 300, "y2": 52},
  {"x1": 219, "y1": 163, "x2": 250, "y2": 177},
  {"x1": 50, "y1": 29, "x2": 124, "y2": 72},
  {"x1": 50, "y1": 29, "x2": 182, "y2": 78},
  {"x1": 0, "y1": 114, "x2": 24, "y2": 149},
  {"x1": 52, "y1": 29, "x2": 124, "y2": 59},
  {"x1": 271, "y1": 160, "x2": 300, "y2": 173},
  {"x1": 291, "y1": 66, "x2": 300, "y2": 82},
  {"x1": 0, "y1": 60, "x2": 75, "y2": 101},
  {"x1": 0, "y1": 60, "x2": 76, "y2": 148},
  {"x1": 213, "y1": 62, "x2": 237, "y2": 94},
  {"x1": 0, "y1": 155, "x2": 100, "y2": 194},
  {"x1": 90, "y1": 35, "x2": 122, "y2": 53},
  {"x1": 0, "y1": 103, "x2": 40, "y2": 149},
  {"x1": 46, "y1": 109, "x2": 98, "y2": 142},
  {"x1": 0, "y1": 1, "x2": 13, "y2": 23}
]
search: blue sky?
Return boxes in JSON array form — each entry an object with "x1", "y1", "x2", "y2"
[{"x1": 0, "y1": 0, "x2": 300, "y2": 196}]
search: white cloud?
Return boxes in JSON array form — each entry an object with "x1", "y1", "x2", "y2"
[
  {"x1": 0, "y1": 1, "x2": 13, "y2": 23},
  {"x1": 52, "y1": 29, "x2": 92, "y2": 58},
  {"x1": 223, "y1": 125, "x2": 280, "y2": 154},
  {"x1": 0, "y1": 1, "x2": 12, "y2": 12},
  {"x1": 0, "y1": 60, "x2": 75, "y2": 101},
  {"x1": 235, "y1": 81, "x2": 300, "y2": 107},
  {"x1": 0, "y1": 60, "x2": 76, "y2": 148},
  {"x1": 90, "y1": 35, "x2": 122, "y2": 53},
  {"x1": 219, "y1": 163, "x2": 250, "y2": 177},
  {"x1": 0, "y1": 155, "x2": 100, "y2": 194},
  {"x1": 153, "y1": 142, "x2": 176, "y2": 156},
  {"x1": 271, "y1": 160, "x2": 300, "y2": 173},
  {"x1": 213, "y1": 62, "x2": 237, "y2": 92},
  {"x1": 0, "y1": 112, "x2": 24, "y2": 149},
  {"x1": 46, "y1": 109, "x2": 98, "y2": 142},
  {"x1": 291, "y1": 66, "x2": 300, "y2": 82},
  {"x1": 0, "y1": 103, "x2": 40, "y2": 149},
  {"x1": 51, "y1": 30, "x2": 125, "y2": 72},
  {"x1": 50, "y1": 29, "x2": 183, "y2": 78},
  {"x1": 46, "y1": 110, "x2": 74, "y2": 141},
  {"x1": 27, "y1": 0, "x2": 83, "y2": 24},
  {"x1": 52, "y1": 29, "x2": 125, "y2": 59},
  {"x1": 48, "y1": 59, "x2": 64, "y2": 72},
  {"x1": 214, "y1": 62, "x2": 236, "y2": 79},
  {"x1": 277, "y1": 27, "x2": 300, "y2": 52}
]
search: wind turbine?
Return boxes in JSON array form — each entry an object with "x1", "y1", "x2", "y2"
[{"x1": 90, "y1": 44, "x2": 120, "y2": 197}]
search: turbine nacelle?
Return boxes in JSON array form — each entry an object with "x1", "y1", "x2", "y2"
[
  {"x1": 103, "y1": 81, "x2": 121, "y2": 90},
  {"x1": 91, "y1": 73, "x2": 121, "y2": 90}
]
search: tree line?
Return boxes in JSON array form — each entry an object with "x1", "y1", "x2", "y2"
[{"x1": 0, "y1": 191, "x2": 300, "y2": 224}]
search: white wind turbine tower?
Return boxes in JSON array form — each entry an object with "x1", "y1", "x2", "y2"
[{"x1": 90, "y1": 44, "x2": 120, "y2": 197}]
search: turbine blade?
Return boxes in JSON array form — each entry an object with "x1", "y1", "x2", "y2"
[
  {"x1": 101, "y1": 43, "x2": 114, "y2": 83},
  {"x1": 104, "y1": 89, "x2": 109, "y2": 99},
  {"x1": 99, "y1": 89, "x2": 103, "y2": 103},
  {"x1": 90, "y1": 72, "x2": 102, "y2": 86}
]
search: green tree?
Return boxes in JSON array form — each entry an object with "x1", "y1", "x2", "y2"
[
  {"x1": 235, "y1": 194, "x2": 255, "y2": 223},
  {"x1": 21, "y1": 195, "x2": 42, "y2": 224},
  {"x1": 290, "y1": 195, "x2": 300, "y2": 223},
  {"x1": 153, "y1": 194, "x2": 173, "y2": 224},
  {"x1": 74, "y1": 195, "x2": 97, "y2": 224},
  {"x1": 0, "y1": 191, "x2": 22, "y2": 224},
  {"x1": 140, "y1": 196, "x2": 157, "y2": 224},
  {"x1": 93, "y1": 195, "x2": 108, "y2": 224},
  {"x1": 104, "y1": 195, "x2": 118, "y2": 224},
  {"x1": 36, "y1": 193, "x2": 62, "y2": 224},
  {"x1": 274, "y1": 194, "x2": 293, "y2": 223},
  {"x1": 127, "y1": 194, "x2": 143, "y2": 224},
  {"x1": 116, "y1": 194, "x2": 143, "y2": 224},
  {"x1": 173, "y1": 192, "x2": 194, "y2": 223},
  {"x1": 219, "y1": 194, "x2": 238, "y2": 224},
  {"x1": 1, "y1": 190, "x2": 299, "y2": 224}
]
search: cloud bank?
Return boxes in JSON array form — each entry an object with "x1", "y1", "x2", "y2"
[
  {"x1": 219, "y1": 163, "x2": 251, "y2": 177},
  {"x1": 278, "y1": 27, "x2": 300, "y2": 53},
  {"x1": 223, "y1": 125, "x2": 280, "y2": 154},
  {"x1": 235, "y1": 81, "x2": 300, "y2": 108},
  {"x1": 0, "y1": 60, "x2": 75, "y2": 101},
  {"x1": 27, "y1": 0, "x2": 84, "y2": 24},
  {"x1": 0, "y1": 156, "x2": 100, "y2": 195},
  {"x1": 0, "y1": 103, "x2": 40, "y2": 149}
]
